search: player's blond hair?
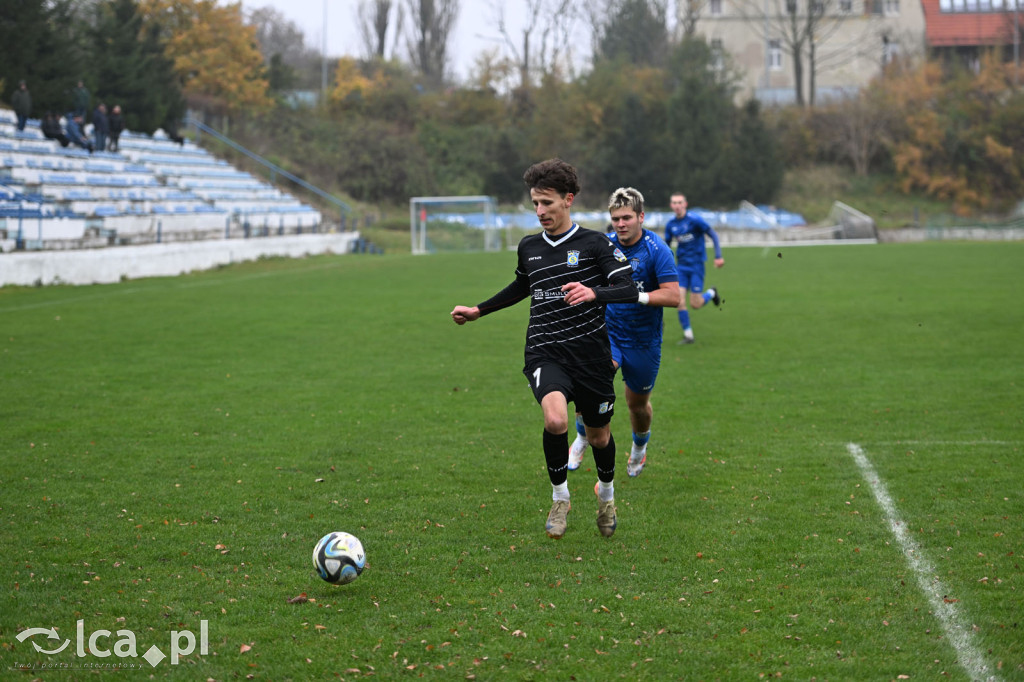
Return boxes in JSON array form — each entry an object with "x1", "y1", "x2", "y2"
[{"x1": 608, "y1": 187, "x2": 644, "y2": 215}]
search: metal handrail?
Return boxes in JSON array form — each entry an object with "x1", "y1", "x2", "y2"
[
  {"x1": 183, "y1": 117, "x2": 353, "y2": 229},
  {"x1": 0, "y1": 177, "x2": 46, "y2": 249}
]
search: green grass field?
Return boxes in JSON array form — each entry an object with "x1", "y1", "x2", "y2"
[{"x1": 2, "y1": 242, "x2": 1022, "y2": 680}]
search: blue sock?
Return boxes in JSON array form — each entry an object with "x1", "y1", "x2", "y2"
[
  {"x1": 678, "y1": 310, "x2": 690, "y2": 331},
  {"x1": 702, "y1": 290, "x2": 714, "y2": 304},
  {"x1": 633, "y1": 430, "x2": 650, "y2": 447},
  {"x1": 575, "y1": 414, "x2": 586, "y2": 438}
]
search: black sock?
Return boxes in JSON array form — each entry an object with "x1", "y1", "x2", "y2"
[
  {"x1": 543, "y1": 429, "x2": 569, "y2": 486},
  {"x1": 592, "y1": 433, "x2": 616, "y2": 483}
]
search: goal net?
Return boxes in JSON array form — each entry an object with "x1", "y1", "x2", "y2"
[
  {"x1": 827, "y1": 200, "x2": 878, "y2": 241},
  {"x1": 409, "y1": 196, "x2": 501, "y2": 254}
]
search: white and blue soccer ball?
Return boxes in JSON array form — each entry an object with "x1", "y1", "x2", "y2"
[{"x1": 313, "y1": 531, "x2": 366, "y2": 584}]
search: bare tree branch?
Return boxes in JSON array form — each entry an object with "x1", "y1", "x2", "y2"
[
  {"x1": 404, "y1": 0, "x2": 460, "y2": 86},
  {"x1": 486, "y1": 0, "x2": 581, "y2": 89},
  {"x1": 732, "y1": 0, "x2": 853, "y2": 106}
]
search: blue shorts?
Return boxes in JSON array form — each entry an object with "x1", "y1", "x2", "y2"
[
  {"x1": 610, "y1": 342, "x2": 661, "y2": 395},
  {"x1": 677, "y1": 266, "x2": 705, "y2": 294}
]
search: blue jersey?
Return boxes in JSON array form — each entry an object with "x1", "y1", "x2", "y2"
[
  {"x1": 605, "y1": 229, "x2": 677, "y2": 349},
  {"x1": 664, "y1": 212, "x2": 721, "y2": 270}
]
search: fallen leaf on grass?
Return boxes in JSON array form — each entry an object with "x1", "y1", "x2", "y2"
[
  {"x1": 287, "y1": 593, "x2": 308, "y2": 604},
  {"x1": 239, "y1": 644, "x2": 251, "y2": 654}
]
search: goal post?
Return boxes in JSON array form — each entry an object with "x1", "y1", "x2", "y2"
[{"x1": 409, "y1": 196, "x2": 501, "y2": 254}]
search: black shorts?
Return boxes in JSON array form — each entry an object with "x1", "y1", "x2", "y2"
[{"x1": 523, "y1": 358, "x2": 616, "y2": 428}]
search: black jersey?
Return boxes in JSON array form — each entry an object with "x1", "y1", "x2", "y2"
[{"x1": 511, "y1": 224, "x2": 634, "y2": 367}]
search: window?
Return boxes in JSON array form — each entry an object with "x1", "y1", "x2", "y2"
[
  {"x1": 768, "y1": 39, "x2": 783, "y2": 70},
  {"x1": 710, "y1": 0, "x2": 723, "y2": 15},
  {"x1": 882, "y1": 37, "x2": 901, "y2": 64},
  {"x1": 884, "y1": 0, "x2": 899, "y2": 13},
  {"x1": 839, "y1": 0, "x2": 852, "y2": 12},
  {"x1": 940, "y1": 0, "x2": 1002, "y2": 9},
  {"x1": 711, "y1": 38, "x2": 724, "y2": 71}
]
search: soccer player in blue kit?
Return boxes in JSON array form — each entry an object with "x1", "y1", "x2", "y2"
[
  {"x1": 664, "y1": 192, "x2": 723, "y2": 344},
  {"x1": 568, "y1": 187, "x2": 680, "y2": 477}
]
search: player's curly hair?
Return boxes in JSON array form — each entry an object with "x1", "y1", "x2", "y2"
[
  {"x1": 522, "y1": 158, "x2": 581, "y2": 197},
  {"x1": 608, "y1": 187, "x2": 644, "y2": 215}
]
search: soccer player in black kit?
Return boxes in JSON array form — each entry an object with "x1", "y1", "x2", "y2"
[{"x1": 451, "y1": 159, "x2": 645, "y2": 539}]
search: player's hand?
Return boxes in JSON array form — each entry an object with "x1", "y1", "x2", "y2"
[
  {"x1": 561, "y1": 282, "x2": 596, "y2": 305},
  {"x1": 714, "y1": 258, "x2": 725, "y2": 269},
  {"x1": 450, "y1": 305, "x2": 480, "y2": 325}
]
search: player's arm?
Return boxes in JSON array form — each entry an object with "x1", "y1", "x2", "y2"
[
  {"x1": 563, "y1": 267, "x2": 638, "y2": 306},
  {"x1": 451, "y1": 272, "x2": 529, "y2": 324},
  {"x1": 647, "y1": 236, "x2": 681, "y2": 308},
  {"x1": 706, "y1": 224, "x2": 724, "y2": 268},
  {"x1": 647, "y1": 279, "x2": 680, "y2": 308}
]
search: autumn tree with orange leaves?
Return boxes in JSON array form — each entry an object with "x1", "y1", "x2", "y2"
[
  {"x1": 880, "y1": 54, "x2": 1024, "y2": 213},
  {"x1": 139, "y1": 0, "x2": 272, "y2": 116}
]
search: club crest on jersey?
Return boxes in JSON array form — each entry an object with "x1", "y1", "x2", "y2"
[
  {"x1": 631, "y1": 258, "x2": 640, "y2": 272},
  {"x1": 566, "y1": 250, "x2": 580, "y2": 267},
  {"x1": 598, "y1": 401, "x2": 613, "y2": 414},
  {"x1": 613, "y1": 248, "x2": 627, "y2": 263}
]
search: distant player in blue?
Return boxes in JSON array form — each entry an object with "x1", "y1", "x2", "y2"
[
  {"x1": 664, "y1": 192, "x2": 723, "y2": 344},
  {"x1": 568, "y1": 187, "x2": 680, "y2": 477}
]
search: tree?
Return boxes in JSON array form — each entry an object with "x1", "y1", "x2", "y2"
[
  {"x1": 816, "y1": 84, "x2": 896, "y2": 176},
  {"x1": 884, "y1": 54, "x2": 1024, "y2": 211},
  {"x1": 726, "y1": 99, "x2": 784, "y2": 202},
  {"x1": 486, "y1": 0, "x2": 580, "y2": 91},
  {"x1": 483, "y1": 129, "x2": 530, "y2": 203},
  {"x1": 89, "y1": 0, "x2": 184, "y2": 133},
  {"x1": 575, "y1": 61, "x2": 671, "y2": 199},
  {"x1": 247, "y1": 6, "x2": 307, "y2": 64},
  {"x1": 679, "y1": 0, "x2": 707, "y2": 38},
  {"x1": 733, "y1": 0, "x2": 852, "y2": 107},
  {"x1": 246, "y1": 6, "x2": 323, "y2": 90},
  {"x1": 595, "y1": 0, "x2": 670, "y2": 67},
  {"x1": 663, "y1": 39, "x2": 748, "y2": 205},
  {"x1": 0, "y1": 0, "x2": 86, "y2": 116},
  {"x1": 403, "y1": 0, "x2": 459, "y2": 88},
  {"x1": 139, "y1": 0, "x2": 272, "y2": 114},
  {"x1": 357, "y1": 0, "x2": 404, "y2": 60}
]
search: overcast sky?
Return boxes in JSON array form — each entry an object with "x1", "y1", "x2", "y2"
[{"x1": 237, "y1": 0, "x2": 565, "y2": 81}]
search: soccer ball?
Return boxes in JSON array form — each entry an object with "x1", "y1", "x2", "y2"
[{"x1": 313, "y1": 531, "x2": 366, "y2": 584}]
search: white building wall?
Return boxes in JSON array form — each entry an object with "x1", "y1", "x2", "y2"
[{"x1": 689, "y1": 0, "x2": 926, "y2": 103}]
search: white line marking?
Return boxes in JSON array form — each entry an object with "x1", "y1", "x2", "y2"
[
  {"x1": 867, "y1": 441, "x2": 1018, "y2": 447},
  {"x1": 846, "y1": 443, "x2": 998, "y2": 682}
]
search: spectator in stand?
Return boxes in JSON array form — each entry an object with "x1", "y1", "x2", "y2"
[
  {"x1": 41, "y1": 111, "x2": 70, "y2": 147},
  {"x1": 164, "y1": 119, "x2": 185, "y2": 146},
  {"x1": 108, "y1": 104, "x2": 125, "y2": 151},
  {"x1": 11, "y1": 80, "x2": 32, "y2": 132},
  {"x1": 71, "y1": 80, "x2": 90, "y2": 118},
  {"x1": 92, "y1": 103, "x2": 109, "y2": 153},
  {"x1": 65, "y1": 113, "x2": 93, "y2": 152}
]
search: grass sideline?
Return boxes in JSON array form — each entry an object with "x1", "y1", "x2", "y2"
[{"x1": 1, "y1": 242, "x2": 1022, "y2": 680}]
